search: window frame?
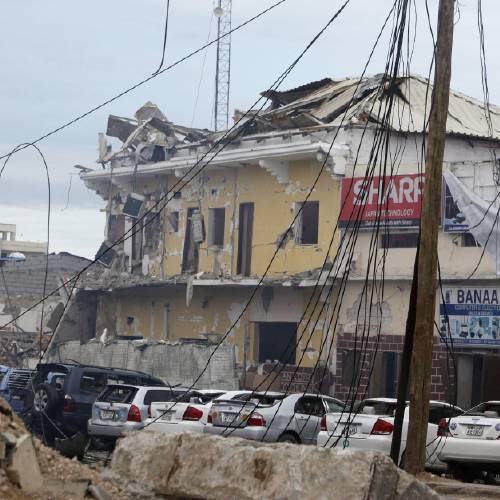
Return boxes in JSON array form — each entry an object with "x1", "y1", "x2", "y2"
[
  {"x1": 295, "y1": 201, "x2": 319, "y2": 245},
  {"x1": 208, "y1": 207, "x2": 226, "y2": 248}
]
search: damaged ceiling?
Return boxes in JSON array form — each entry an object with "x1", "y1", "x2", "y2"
[{"x1": 93, "y1": 74, "x2": 500, "y2": 170}]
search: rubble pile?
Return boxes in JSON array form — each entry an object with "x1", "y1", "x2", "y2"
[
  {"x1": 112, "y1": 431, "x2": 442, "y2": 500},
  {"x1": 0, "y1": 398, "x2": 133, "y2": 500}
]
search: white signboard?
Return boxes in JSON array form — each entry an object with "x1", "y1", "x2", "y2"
[{"x1": 440, "y1": 287, "x2": 500, "y2": 346}]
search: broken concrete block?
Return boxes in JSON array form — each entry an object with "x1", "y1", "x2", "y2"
[
  {"x1": 112, "y1": 432, "x2": 441, "y2": 500},
  {"x1": 87, "y1": 483, "x2": 113, "y2": 500},
  {"x1": 6, "y1": 434, "x2": 43, "y2": 494},
  {"x1": 43, "y1": 478, "x2": 89, "y2": 499},
  {"x1": 1, "y1": 431, "x2": 17, "y2": 446}
]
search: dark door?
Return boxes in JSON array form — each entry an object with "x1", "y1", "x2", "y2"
[
  {"x1": 182, "y1": 207, "x2": 199, "y2": 273},
  {"x1": 237, "y1": 203, "x2": 254, "y2": 276},
  {"x1": 258, "y1": 322, "x2": 297, "y2": 364}
]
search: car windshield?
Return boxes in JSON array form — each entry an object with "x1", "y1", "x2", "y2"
[
  {"x1": 464, "y1": 402, "x2": 500, "y2": 417},
  {"x1": 98, "y1": 386, "x2": 138, "y2": 404}
]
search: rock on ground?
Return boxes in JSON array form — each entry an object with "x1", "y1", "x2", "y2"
[
  {"x1": 112, "y1": 431, "x2": 442, "y2": 500},
  {"x1": 0, "y1": 397, "x2": 136, "y2": 500}
]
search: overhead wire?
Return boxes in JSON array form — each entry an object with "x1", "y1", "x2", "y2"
[
  {"x1": 1, "y1": 0, "x2": 355, "y2": 381},
  {"x1": 0, "y1": 0, "x2": 288, "y2": 162},
  {"x1": 152, "y1": 0, "x2": 171, "y2": 75}
]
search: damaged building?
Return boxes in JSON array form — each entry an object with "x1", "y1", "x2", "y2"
[
  {"x1": 0, "y1": 252, "x2": 95, "y2": 365},
  {"x1": 76, "y1": 75, "x2": 500, "y2": 399}
]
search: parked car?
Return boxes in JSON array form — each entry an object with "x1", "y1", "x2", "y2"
[
  {"x1": 146, "y1": 390, "x2": 252, "y2": 435},
  {"x1": 437, "y1": 400, "x2": 500, "y2": 483},
  {"x1": 205, "y1": 392, "x2": 345, "y2": 444},
  {"x1": 316, "y1": 397, "x2": 463, "y2": 471},
  {"x1": 0, "y1": 365, "x2": 35, "y2": 413},
  {"x1": 23, "y1": 363, "x2": 165, "y2": 455},
  {"x1": 88, "y1": 384, "x2": 191, "y2": 448}
]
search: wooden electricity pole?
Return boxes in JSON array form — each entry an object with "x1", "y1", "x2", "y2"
[{"x1": 404, "y1": 0, "x2": 455, "y2": 475}]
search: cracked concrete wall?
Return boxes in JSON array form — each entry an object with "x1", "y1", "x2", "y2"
[
  {"x1": 49, "y1": 291, "x2": 98, "y2": 345},
  {"x1": 160, "y1": 161, "x2": 341, "y2": 278},
  {"x1": 95, "y1": 285, "x2": 330, "y2": 368},
  {"x1": 45, "y1": 339, "x2": 238, "y2": 389}
]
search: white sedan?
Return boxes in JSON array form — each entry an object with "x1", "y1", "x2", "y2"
[
  {"x1": 317, "y1": 397, "x2": 463, "y2": 472},
  {"x1": 145, "y1": 390, "x2": 254, "y2": 435},
  {"x1": 438, "y1": 400, "x2": 500, "y2": 483}
]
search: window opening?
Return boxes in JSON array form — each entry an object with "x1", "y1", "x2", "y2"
[
  {"x1": 208, "y1": 208, "x2": 225, "y2": 247},
  {"x1": 295, "y1": 201, "x2": 319, "y2": 245}
]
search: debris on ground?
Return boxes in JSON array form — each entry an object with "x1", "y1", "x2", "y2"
[{"x1": 0, "y1": 397, "x2": 141, "y2": 500}]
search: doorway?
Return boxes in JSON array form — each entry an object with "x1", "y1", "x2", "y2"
[
  {"x1": 257, "y1": 322, "x2": 297, "y2": 364},
  {"x1": 457, "y1": 353, "x2": 500, "y2": 409},
  {"x1": 237, "y1": 203, "x2": 254, "y2": 276}
]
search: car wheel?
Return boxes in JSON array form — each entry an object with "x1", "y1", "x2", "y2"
[
  {"x1": 31, "y1": 383, "x2": 60, "y2": 417},
  {"x1": 451, "y1": 464, "x2": 479, "y2": 483},
  {"x1": 278, "y1": 433, "x2": 299, "y2": 444},
  {"x1": 485, "y1": 472, "x2": 500, "y2": 486}
]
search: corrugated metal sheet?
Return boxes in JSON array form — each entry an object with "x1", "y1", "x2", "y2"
[{"x1": 261, "y1": 75, "x2": 500, "y2": 140}]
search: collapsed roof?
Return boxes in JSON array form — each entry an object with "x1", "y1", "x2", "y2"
[{"x1": 97, "y1": 75, "x2": 500, "y2": 167}]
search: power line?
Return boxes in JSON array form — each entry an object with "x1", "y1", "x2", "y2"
[
  {"x1": 152, "y1": 0, "x2": 171, "y2": 75},
  {"x1": 0, "y1": 0, "x2": 287, "y2": 162}
]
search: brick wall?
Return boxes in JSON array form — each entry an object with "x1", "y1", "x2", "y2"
[{"x1": 335, "y1": 332, "x2": 456, "y2": 402}]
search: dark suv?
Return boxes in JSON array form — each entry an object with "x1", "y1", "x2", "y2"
[{"x1": 24, "y1": 363, "x2": 165, "y2": 454}]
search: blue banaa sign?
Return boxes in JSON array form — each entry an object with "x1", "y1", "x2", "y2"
[{"x1": 440, "y1": 287, "x2": 500, "y2": 346}]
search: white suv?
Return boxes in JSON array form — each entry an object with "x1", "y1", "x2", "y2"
[{"x1": 88, "y1": 384, "x2": 189, "y2": 443}]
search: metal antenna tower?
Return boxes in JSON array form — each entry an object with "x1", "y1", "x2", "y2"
[{"x1": 214, "y1": 0, "x2": 232, "y2": 131}]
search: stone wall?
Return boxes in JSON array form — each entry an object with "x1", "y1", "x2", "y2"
[{"x1": 45, "y1": 339, "x2": 238, "y2": 390}]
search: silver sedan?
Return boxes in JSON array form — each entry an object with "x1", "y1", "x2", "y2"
[{"x1": 204, "y1": 392, "x2": 344, "y2": 444}]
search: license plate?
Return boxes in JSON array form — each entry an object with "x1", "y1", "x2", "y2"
[
  {"x1": 342, "y1": 425, "x2": 358, "y2": 436},
  {"x1": 161, "y1": 411, "x2": 173, "y2": 421},
  {"x1": 466, "y1": 425, "x2": 484, "y2": 437},
  {"x1": 100, "y1": 409, "x2": 115, "y2": 420},
  {"x1": 220, "y1": 413, "x2": 238, "y2": 425}
]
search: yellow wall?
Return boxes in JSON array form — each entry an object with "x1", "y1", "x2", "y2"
[
  {"x1": 97, "y1": 284, "x2": 332, "y2": 368},
  {"x1": 161, "y1": 160, "x2": 341, "y2": 277}
]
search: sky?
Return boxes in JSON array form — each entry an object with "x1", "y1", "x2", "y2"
[{"x1": 0, "y1": 0, "x2": 498, "y2": 258}]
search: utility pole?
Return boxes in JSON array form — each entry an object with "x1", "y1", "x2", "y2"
[
  {"x1": 405, "y1": 0, "x2": 455, "y2": 475},
  {"x1": 214, "y1": 0, "x2": 232, "y2": 131}
]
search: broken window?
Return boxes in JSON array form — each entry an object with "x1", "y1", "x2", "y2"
[
  {"x1": 123, "y1": 195, "x2": 144, "y2": 218},
  {"x1": 380, "y1": 231, "x2": 419, "y2": 249},
  {"x1": 208, "y1": 208, "x2": 225, "y2": 248},
  {"x1": 237, "y1": 203, "x2": 254, "y2": 276},
  {"x1": 143, "y1": 212, "x2": 161, "y2": 253},
  {"x1": 257, "y1": 322, "x2": 297, "y2": 364},
  {"x1": 182, "y1": 207, "x2": 200, "y2": 273},
  {"x1": 295, "y1": 201, "x2": 319, "y2": 245},
  {"x1": 107, "y1": 215, "x2": 125, "y2": 243},
  {"x1": 95, "y1": 241, "x2": 116, "y2": 267},
  {"x1": 167, "y1": 211, "x2": 179, "y2": 233},
  {"x1": 131, "y1": 218, "x2": 143, "y2": 262}
]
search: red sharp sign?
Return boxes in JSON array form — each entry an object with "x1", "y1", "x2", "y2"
[{"x1": 339, "y1": 173, "x2": 424, "y2": 228}]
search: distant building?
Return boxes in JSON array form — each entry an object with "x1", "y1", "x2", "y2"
[{"x1": 0, "y1": 223, "x2": 46, "y2": 259}]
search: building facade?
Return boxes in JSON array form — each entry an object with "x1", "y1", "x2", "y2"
[{"x1": 80, "y1": 76, "x2": 500, "y2": 402}]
